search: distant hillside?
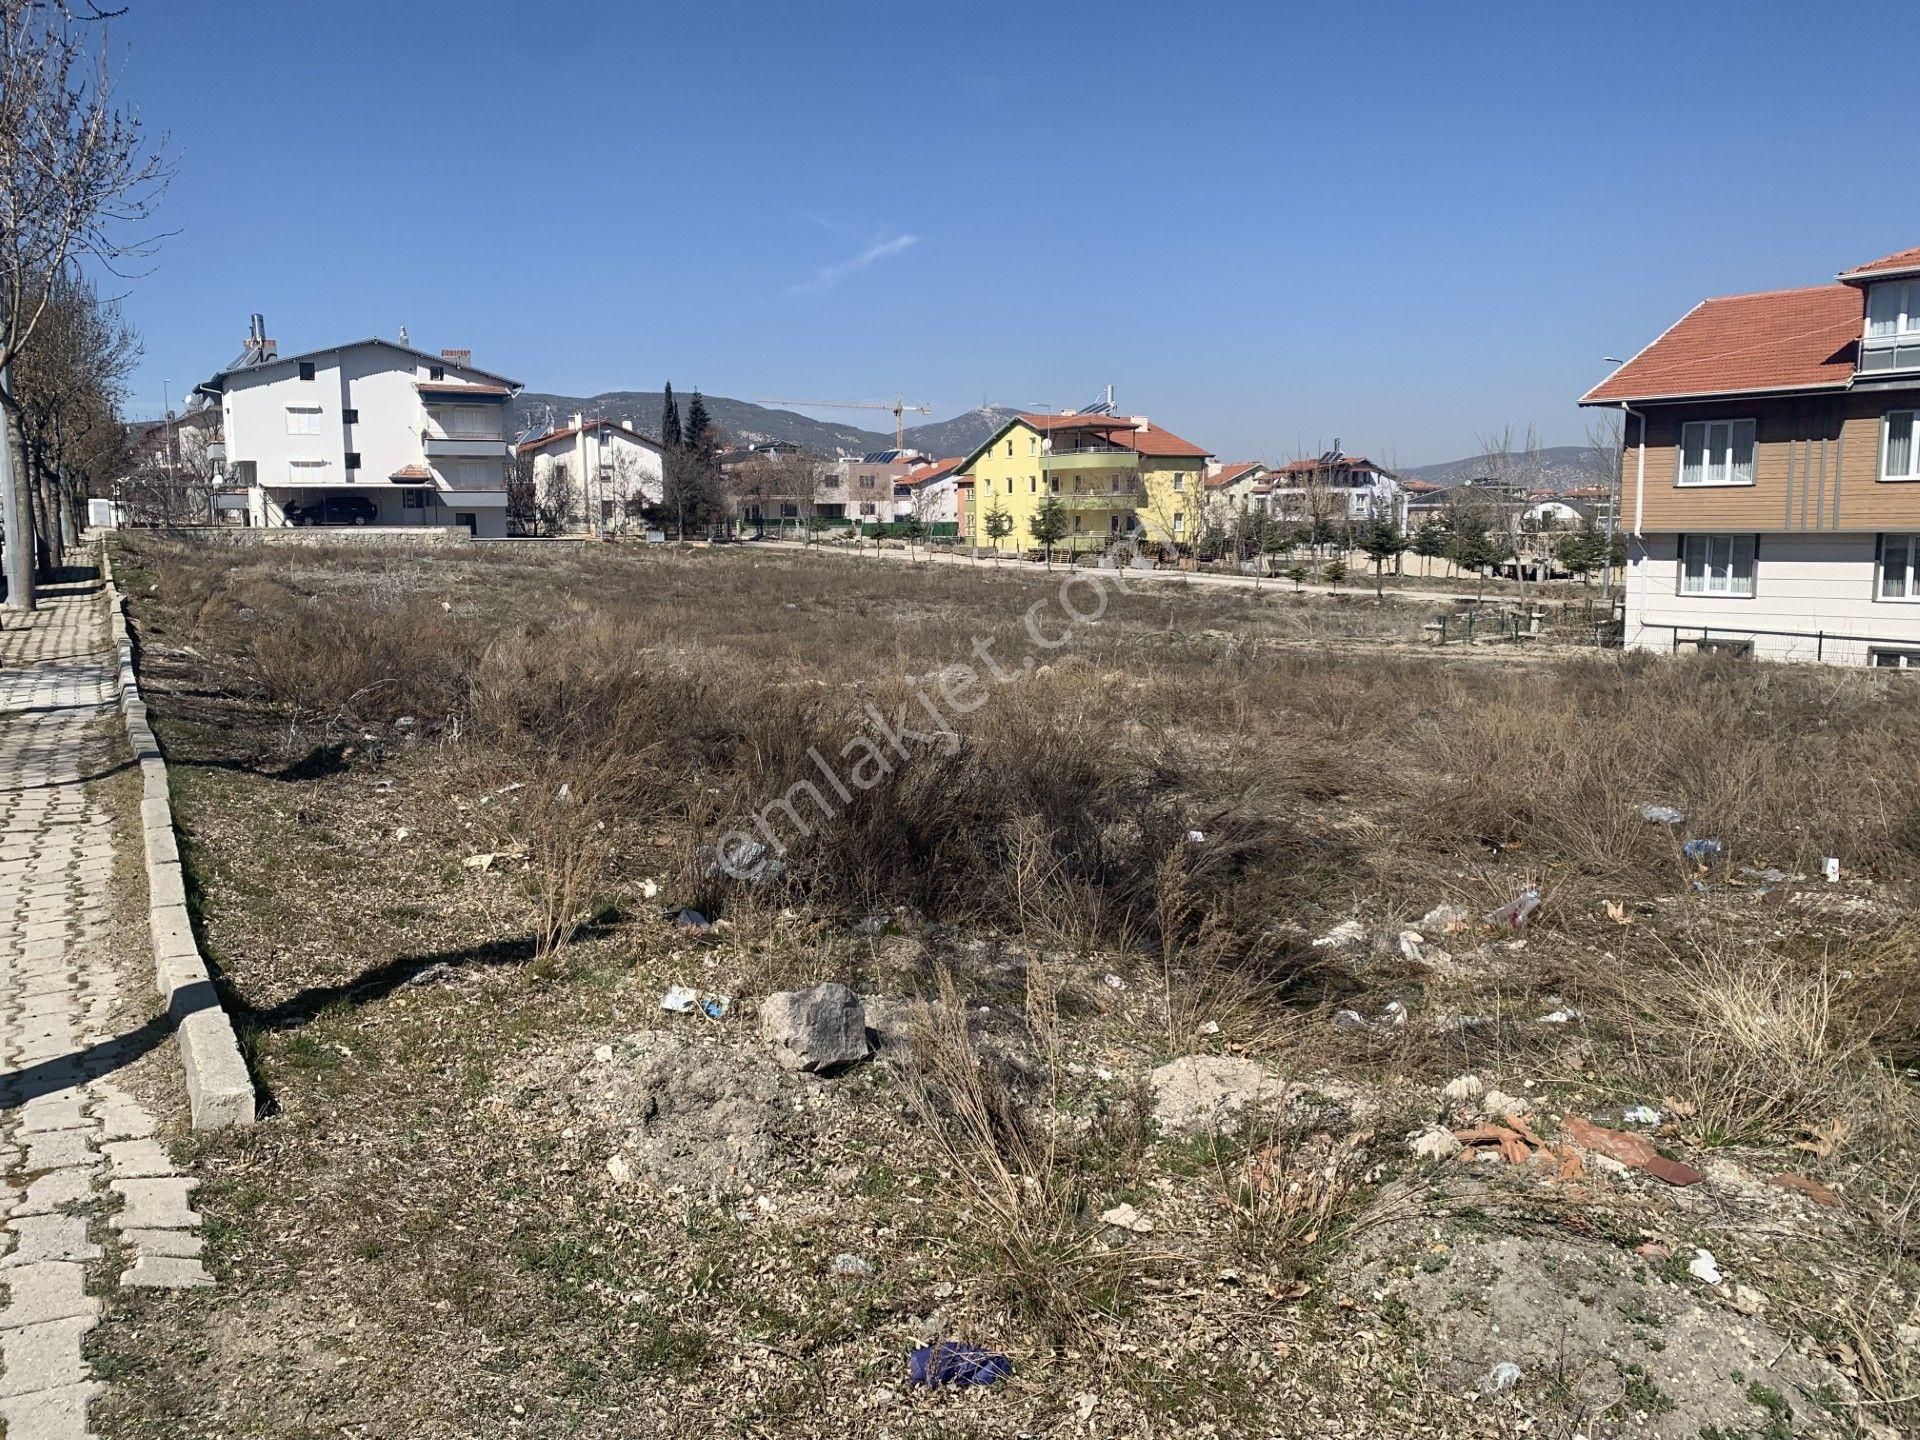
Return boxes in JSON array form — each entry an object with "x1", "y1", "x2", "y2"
[
  {"x1": 511, "y1": 392, "x2": 1016, "y2": 460},
  {"x1": 1403, "y1": 445, "x2": 1611, "y2": 493}
]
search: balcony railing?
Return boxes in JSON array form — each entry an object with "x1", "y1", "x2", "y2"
[
  {"x1": 424, "y1": 434, "x2": 511, "y2": 459},
  {"x1": 1051, "y1": 491, "x2": 1137, "y2": 512},
  {"x1": 1043, "y1": 449, "x2": 1139, "y2": 471}
]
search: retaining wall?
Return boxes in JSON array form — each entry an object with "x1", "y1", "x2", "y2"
[{"x1": 100, "y1": 547, "x2": 256, "y2": 1130}]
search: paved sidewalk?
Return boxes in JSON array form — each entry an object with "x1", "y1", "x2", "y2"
[{"x1": 0, "y1": 573, "x2": 209, "y2": 1439}]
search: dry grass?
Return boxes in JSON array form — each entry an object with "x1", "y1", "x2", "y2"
[{"x1": 101, "y1": 534, "x2": 1920, "y2": 1437}]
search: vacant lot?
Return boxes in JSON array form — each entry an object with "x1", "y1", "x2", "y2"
[{"x1": 96, "y1": 536, "x2": 1918, "y2": 1439}]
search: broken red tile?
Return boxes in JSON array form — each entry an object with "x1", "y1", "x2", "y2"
[
  {"x1": 1562, "y1": 1115, "x2": 1701, "y2": 1186},
  {"x1": 1633, "y1": 1241, "x2": 1670, "y2": 1261},
  {"x1": 1765, "y1": 1172, "x2": 1841, "y2": 1207},
  {"x1": 1639, "y1": 1155, "x2": 1705, "y2": 1187}
]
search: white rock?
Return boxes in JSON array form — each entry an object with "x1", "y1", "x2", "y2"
[
  {"x1": 1441, "y1": 1074, "x2": 1484, "y2": 1106},
  {"x1": 606, "y1": 1153, "x2": 632, "y2": 1184},
  {"x1": 1730, "y1": 1283, "x2": 1767, "y2": 1315},
  {"x1": 1482, "y1": 1089, "x2": 1530, "y2": 1117},
  {"x1": 1410, "y1": 1127, "x2": 1462, "y2": 1162},
  {"x1": 1099, "y1": 1202, "x2": 1154, "y2": 1233}
]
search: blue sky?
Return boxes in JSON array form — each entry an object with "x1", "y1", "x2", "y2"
[{"x1": 109, "y1": 0, "x2": 1919, "y2": 466}]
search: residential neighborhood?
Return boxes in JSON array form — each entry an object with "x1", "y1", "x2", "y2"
[{"x1": 2, "y1": 5, "x2": 1918, "y2": 1440}]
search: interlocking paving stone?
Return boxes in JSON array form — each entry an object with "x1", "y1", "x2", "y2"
[
  {"x1": 0, "y1": 1316, "x2": 96, "y2": 1396},
  {"x1": 0, "y1": 1264, "x2": 98, "y2": 1331},
  {"x1": 0, "y1": 575, "x2": 214, "y2": 1434}
]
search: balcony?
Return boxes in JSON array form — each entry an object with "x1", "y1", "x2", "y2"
[
  {"x1": 424, "y1": 433, "x2": 511, "y2": 460},
  {"x1": 1043, "y1": 449, "x2": 1139, "y2": 473},
  {"x1": 1052, "y1": 491, "x2": 1136, "y2": 513}
]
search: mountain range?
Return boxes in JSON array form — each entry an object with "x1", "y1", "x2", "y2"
[{"x1": 512, "y1": 390, "x2": 1610, "y2": 490}]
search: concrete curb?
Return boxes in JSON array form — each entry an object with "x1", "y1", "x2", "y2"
[{"x1": 98, "y1": 547, "x2": 256, "y2": 1131}]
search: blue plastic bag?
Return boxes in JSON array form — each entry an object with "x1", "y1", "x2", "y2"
[
  {"x1": 909, "y1": 1341, "x2": 1013, "y2": 1387},
  {"x1": 1681, "y1": 838, "x2": 1725, "y2": 863}
]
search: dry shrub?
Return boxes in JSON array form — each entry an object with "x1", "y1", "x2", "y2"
[
  {"x1": 1614, "y1": 936, "x2": 1885, "y2": 1146},
  {"x1": 896, "y1": 971, "x2": 1144, "y2": 1343}
]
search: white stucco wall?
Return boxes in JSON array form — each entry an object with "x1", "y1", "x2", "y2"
[
  {"x1": 212, "y1": 340, "x2": 512, "y2": 529},
  {"x1": 527, "y1": 425, "x2": 664, "y2": 532},
  {"x1": 1626, "y1": 532, "x2": 1920, "y2": 665}
]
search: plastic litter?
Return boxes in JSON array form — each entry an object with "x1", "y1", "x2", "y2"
[
  {"x1": 1639, "y1": 804, "x2": 1686, "y2": 825},
  {"x1": 1481, "y1": 1361, "x2": 1523, "y2": 1394},
  {"x1": 661, "y1": 984, "x2": 731, "y2": 1021},
  {"x1": 1823, "y1": 856, "x2": 1841, "y2": 883},
  {"x1": 1186, "y1": 829, "x2": 1207, "y2": 843},
  {"x1": 1537, "y1": 1006, "x2": 1584, "y2": 1024},
  {"x1": 1738, "y1": 867, "x2": 1790, "y2": 885},
  {"x1": 1102, "y1": 972, "x2": 1129, "y2": 991},
  {"x1": 1098, "y1": 1202, "x2": 1154, "y2": 1233},
  {"x1": 1334, "y1": 1000, "x2": 1406, "y2": 1036},
  {"x1": 1483, "y1": 887, "x2": 1541, "y2": 931},
  {"x1": 1681, "y1": 838, "x2": 1725, "y2": 863},
  {"x1": 1621, "y1": 1105, "x2": 1663, "y2": 1126},
  {"x1": 909, "y1": 1342, "x2": 1013, "y2": 1387},
  {"x1": 1312, "y1": 918, "x2": 1368, "y2": 949},
  {"x1": 1687, "y1": 1248, "x2": 1723, "y2": 1285},
  {"x1": 830, "y1": 1253, "x2": 875, "y2": 1278},
  {"x1": 674, "y1": 908, "x2": 711, "y2": 932}
]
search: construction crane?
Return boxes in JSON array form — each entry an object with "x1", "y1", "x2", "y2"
[{"x1": 756, "y1": 395, "x2": 932, "y2": 449}]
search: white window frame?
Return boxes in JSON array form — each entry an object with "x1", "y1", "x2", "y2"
[
  {"x1": 1870, "y1": 647, "x2": 1920, "y2": 669},
  {"x1": 284, "y1": 406, "x2": 323, "y2": 436},
  {"x1": 1678, "y1": 533, "x2": 1757, "y2": 597},
  {"x1": 1878, "y1": 533, "x2": 1920, "y2": 601},
  {"x1": 1881, "y1": 410, "x2": 1920, "y2": 482},
  {"x1": 1866, "y1": 281, "x2": 1920, "y2": 341},
  {"x1": 1676, "y1": 419, "x2": 1756, "y2": 487}
]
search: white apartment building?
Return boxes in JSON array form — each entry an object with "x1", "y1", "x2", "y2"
[
  {"x1": 195, "y1": 317, "x2": 522, "y2": 536},
  {"x1": 516, "y1": 416, "x2": 666, "y2": 534}
]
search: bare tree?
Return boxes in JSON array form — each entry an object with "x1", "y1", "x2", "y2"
[
  {"x1": 1474, "y1": 423, "x2": 1548, "y2": 604},
  {"x1": 11, "y1": 266, "x2": 137, "y2": 557},
  {"x1": 1584, "y1": 410, "x2": 1626, "y2": 598},
  {"x1": 0, "y1": 0, "x2": 171, "y2": 607}
]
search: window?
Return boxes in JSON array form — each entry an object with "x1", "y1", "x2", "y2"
[
  {"x1": 401, "y1": 490, "x2": 428, "y2": 510},
  {"x1": 285, "y1": 406, "x2": 322, "y2": 436},
  {"x1": 1883, "y1": 411, "x2": 1920, "y2": 481},
  {"x1": 1678, "y1": 420, "x2": 1756, "y2": 486},
  {"x1": 1678, "y1": 637, "x2": 1753, "y2": 656},
  {"x1": 1172, "y1": 473, "x2": 1186, "y2": 493},
  {"x1": 780, "y1": 503, "x2": 799, "y2": 519},
  {"x1": 342, "y1": 408, "x2": 359, "y2": 425},
  {"x1": 1005, "y1": 440, "x2": 1013, "y2": 457},
  {"x1": 859, "y1": 476, "x2": 875, "y2": 489},
  {"x1": 429, "y1": 366, "x2": 445, "y2": 381},
  {"x1": 344, "y1": 452, "x2": 361, "y2": 472},
  {"x1": 1173, "y1": 513, "x2": 1186, "y2": 536},
  {"x1": 1870, "y1": 648, "x2": 1920, "y2": 668},
  {"x1": 297, "y1": 361, "x2": 315, "y2": 381},
  {"x1": 1028, "y1": 437, "x2": 1037, "y2": 456},
  {"x1": 1028, "y1": 477, "x2": 1036, "y2": 493},
  {"x1": 1878, "y1": 534, "x2": 1920, "y2": 599},
  {"x1": 1679, "y1": 534, "x2": 1756, "y2": 596},
  {"x1": 1864, "y1": 283, "x2": 1920, "y2": 371}
]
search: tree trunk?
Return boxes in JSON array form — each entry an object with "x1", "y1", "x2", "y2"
[{"x1": 0, "y1": 389, "x2": 36, "y2": 610}]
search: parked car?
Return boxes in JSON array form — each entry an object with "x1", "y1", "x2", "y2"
[{"x1": 284, "y1": 495, "x2": 378, "y2": 527}]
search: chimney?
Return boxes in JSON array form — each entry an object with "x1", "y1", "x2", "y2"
[
  {"x1": 440, "y1": 348, "x2": 472, "y2": 367},
  {"x1": 1130, "y1": 415, "x2": 1151, "y2": 431},
  {"x1": 569, "y1": 413, "x2": 584, "y2": 430},
  {"x1": 620, "y1": 419, "x2": 634, "y2": 431}
]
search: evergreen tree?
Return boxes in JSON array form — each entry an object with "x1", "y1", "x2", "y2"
[
  {"x1": 1355, "y1": 517, "x2": 1408, "y2": 598},
  {"x1": 1027, "y1": 495, "x2": 1069, "y2": 569},
  {"x1": 684, "y1": 389, "x2": 713, "y2": 455},
  {"x1": 659, "y1": 383, "x2": 682, "y2": 450}
]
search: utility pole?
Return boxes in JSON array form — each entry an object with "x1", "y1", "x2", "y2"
[{"x1": 162, "y1": 379, "x2": 182, "y2": 523}]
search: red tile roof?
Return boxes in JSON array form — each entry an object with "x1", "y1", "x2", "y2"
[
  {"x1": 1204, "y1": 461, "x2": 1263, "y2": 490},
  {"x1": 1401, "y1": 477, "x2": 1445, "y2": 494},
  {"x1": 1017, "y1": 412, "x2": 1134, "y2": 432},
  {"x1": 517, "y1": 419, "x2": 662, "y2": 455},
  {"x1": 902, "y1": 456, "x2": 963, "y2": 488},
  {"x1": 390, "y1": 464, "x2": 432, "y2": 481},
  {"x1": 1121, "y1": 423, "x2": 1209, "y2": 458},
  {"x1": 1580, "y1": 284, "x2": 1861, "y2": 404},
  {"x1": 1839, "y1": 245, "x2": 1920, "y2": 283},
  {"x1": 1274, "y1": 456, "x2": 1386, "y2": 477}
]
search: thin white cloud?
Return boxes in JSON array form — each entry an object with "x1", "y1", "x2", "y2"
[{"x1": 791, "y1": 232, "x2": 920, "y2": 295}]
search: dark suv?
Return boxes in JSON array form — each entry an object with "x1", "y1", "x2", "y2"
[{"x1": 284, "y1": 495, "x2": 378, "y2": 527}]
